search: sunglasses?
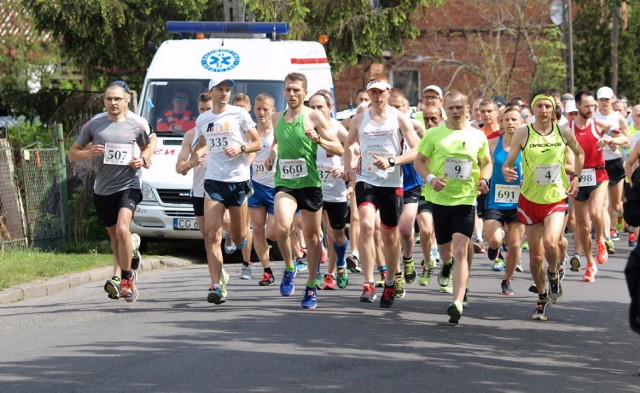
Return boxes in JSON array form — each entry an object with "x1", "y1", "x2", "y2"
[{"x1": 174, "y1": 97, "x2": 189, "y2": 102}]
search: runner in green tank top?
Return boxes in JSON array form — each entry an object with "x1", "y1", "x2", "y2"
[
  {"x1": 502, "y1": 90, "x2": 584, "y2": 322},
  {"x1": 265, "y1": 72, "x2": 343, "y2": 310}
]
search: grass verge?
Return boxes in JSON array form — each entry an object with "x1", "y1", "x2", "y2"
[{"x1": 0, "y1": 251, "x2": 113, "y2": 290}]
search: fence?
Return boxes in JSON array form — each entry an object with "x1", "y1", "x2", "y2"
[{"x1": 0, "y1": 139, "x2": 28, "y2": 250}]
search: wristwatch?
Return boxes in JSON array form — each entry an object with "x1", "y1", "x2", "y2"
[
  {"x1": 141, "y1": 157, "x2": 148, "y2": 166},
  {"x1": 240, "y1": 145, "x2": 247, "y2": 153},
  {"x1": 388, "y1": 157, "x2": 396, "y2": 167}
]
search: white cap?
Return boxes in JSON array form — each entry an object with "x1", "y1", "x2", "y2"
[
  {"x1": 209, "y1": 78, "x2": 235, "y2": 90},
  {"x1": 564, "y1": 100, "x2": 578, "y2": 113},
  {"x1": 422, "y1": 84, "x2": 443, "y2": 97},
  {"x1": 597, "y1": 86, "x2": 614, "y2": 100},
  {"x1": 366, "y1": 80, "x2": 391, "y2": 91}
]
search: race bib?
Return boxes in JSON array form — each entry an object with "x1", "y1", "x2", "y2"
[
  {"x1": 534, "y1": 163, "x2": 561, "y2": 185},
  {"x1": 252, "y1": 159, "x2": 269, "y2": 178},
  {"x1": 444, "y1": 158, "x2": 472, "y2": 180},
  {"x1": 364, "y1": 151, "x2": 394, "y2": 174},
  {"x1": 317, "y1": 164, "x2": 337, "y2": 186},
  {"x1": 279, "y1": 158, "x2": 308, "y2": 179},
  {"x1": 494, "y1": 184, "x2": 520, "y2": 204},
  {"x1": 207, "y1": 132, "x2": 231, "y2": 153},
  {"x1": 103, "y1": 143, "x2": 133, "y2": 165},
  {"x1": 578, "y1": 168, "x2": 596, "y2": 187}
]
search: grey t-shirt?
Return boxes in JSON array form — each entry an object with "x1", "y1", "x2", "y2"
[{"x1": 75, "y1": 115, "x2": 150, "y2": 195}]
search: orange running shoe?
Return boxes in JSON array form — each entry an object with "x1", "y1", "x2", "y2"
[
  {"x1": 596, "y1": 241, "x2": 608, "y2": 264},
  {"x1": 582, "y1": 263, "x2": 598, "y2": 282}
]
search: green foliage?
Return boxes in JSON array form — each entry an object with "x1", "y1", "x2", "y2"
[
  {"x1": 530, "y1": 27, "x2": 567, "y2": 94},
  {"x1": 573, "y1": 0, "x2": 640, "y2": 102},
  {"x1": 23, "y1": 0, "x2": 223, "y2": 91},
  {"x1": 5, "y1": 117, "x2": 54, "y2": 150}
]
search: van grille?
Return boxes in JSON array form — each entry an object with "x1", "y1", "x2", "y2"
[{"x1": 156, "y1": 189, "x2": 192, "y2": 205}]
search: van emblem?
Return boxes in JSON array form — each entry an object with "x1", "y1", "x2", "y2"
[{"x1": 201, "y1": 49, "x2": 240, "y2": 72}]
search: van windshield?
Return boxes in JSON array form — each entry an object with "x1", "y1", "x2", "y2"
[{"x1": 140, "y1": 79, "x2": 286, "y2": 137}]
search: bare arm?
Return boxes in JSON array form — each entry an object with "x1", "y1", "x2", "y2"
[
  {"x1": 175, "y1": 129, "x2": 195, "y2": 173},
  {"x1": 625, "y1": 142, "x2": 640, "y2": 187},
  {"x1": 307, "y1": 110, "x2": 343, "y2": 156},
  {"x1": 68, "y1": 141, "x2": 103, "y2": 161},
  {"x1": 502, "y1": 125, "x2": 527, "y2": 182}
]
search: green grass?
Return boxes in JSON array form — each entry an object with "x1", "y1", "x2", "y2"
[{"x1": 0, "y1": 251, "x2": 113, "y2": 290}]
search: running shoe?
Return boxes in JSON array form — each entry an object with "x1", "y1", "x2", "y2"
[
  {"x1": 104, "y1": 276, "x2": 120, "y2": 299},
  {"x1": 528, "y1": 282, "x2": 538, "y2": 294},
  {"x1": 531, "y1": 296, "x2": 550, "y2": 321},
  {"x1": 473, "y1": 241, "x2": 486, "y2": 254},
  {"x1": 394, "y1": 273, "x2": 406, "y2": 299},
  {"x1": 616, "y1": 216, "x2": 625, "y2": 232},
  {"x1": 582, "y1": 263, "x2": 598, "y2": 282},
  {"x1": 132, "y1": 269, "x2": 138, "y2": 284},
  {"x1": 596, "y1": 240, "x2": 609, "y2": 264},
  {"x1": 321, "y1": 274, "x2": 337, "y2": 290},
  {"x1": 301, "y1": 286, "x2": 318, "y2": 309},
  {"x1": 360, "y1": 282, "x2": 377, "y2": 303},
  {"x1": 336, "y1": 268, "x2": 349, "y2": 289},
  {"x1": 610, "y1": 229, "x2": 620, "y2": 241},
  {"x1": 258, "y1": 272, "x2": 276, "y2": 286},
  {"x1": 280, "y1": 269, "x2": 296, "y2": 296},
  {"x1": 630, "y1": 232, "x2": 638, "y2": 248},
  {"x1": 438, "y1": 260, "x2": 453, "y2": 289},
  {"x1": 447, "y1": 302, "x2": 462, "y2": 324},
  {"x1": 224, "y1": 235, "x2": 236, "y2": 254},
  {"x1": 440, "y1": 279, "x2": 453, "y2": 294},
  {"x1": 207, "y1": 285, "x2": 225, "y2": 304},
  {"x1": 131, "y1": 233, "x2": 141, "y2": 270},
  {"x1": 220, "y1": 268, "x2": 230, "y2": 298},
  {"x1": 501, "y1": 280, "x2": 514, "y2": 295},
  {"x1": 431, "y1": 246, "x2": 441, "y2": 262},
  {"x1": 558, "y1": 261, "x2": 566, "y2": 282},
  {"x1": 380, "y1": 283, "x2": 396, "y2": 308},
  {"x1": 346, "y1": 255, "x2": 362, "y2": 273},
  {"x1": 419, "y1": 258, "x2": 436, "y2": 287},
  {"x1": 294, "y1": 258, "x2": 308, "y2": 272},
  {"x1": 119, "y1": 278, "x2": 138, "y2": 303},
  {"x1": 375, "y1": 269, "x2": 387, "y2": 288},
  {"x1": 516, "y1": 263, "x2": 524, "y2": 272},
  {"x1": 605, "y1": 238, "x2": 616, "y2": 254},
  {"x1": 492, "y1": 256, "x2": 505, "y2": 272},
  {"x1": 548, "y1": 270, "x2": 562, "y2": 304},
  {"x1": 240, "y1": 264, "x2": 252, "y2": 280},
  {"x1": 570, "y1": 254, "x2": 581, "y2": 272},
  {"x1": 315, "y1": 274, "x2": 323, "y2": 290},
  {"x1": 521, "y1": 239, "x2": 529, "y2": 251},
  {"x1": 404, "y1": 257, "x2": 417, "y2": 284}
]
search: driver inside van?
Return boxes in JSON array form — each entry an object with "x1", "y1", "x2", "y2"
[{"x1": 156, "y1": 90, "x2": 196, "y2": 132}]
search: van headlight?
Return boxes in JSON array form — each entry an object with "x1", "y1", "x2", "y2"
[{"x1": 141, "y1": 183, "x2": 157, "y2": 201}]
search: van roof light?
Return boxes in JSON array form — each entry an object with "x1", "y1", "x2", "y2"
[{"x1": 166, "y1": 21, "x2": 289, "y2": 35}]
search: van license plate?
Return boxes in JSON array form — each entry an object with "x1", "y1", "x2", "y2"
[{"x1": 173, "y1": 218, "x2": 199, "y2": 230}]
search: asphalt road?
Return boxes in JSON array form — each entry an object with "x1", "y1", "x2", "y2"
[{"x1": 1, "y1": 236, "x2": 639, "y2": 392}]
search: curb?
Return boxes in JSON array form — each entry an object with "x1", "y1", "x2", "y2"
[{"x1": 0, "y1": 257, "x2": 193, "y2": 305}]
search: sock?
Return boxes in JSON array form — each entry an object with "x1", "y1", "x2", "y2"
[
  {"x1": 395, "y1": 272, "x2": 402, "y2": 279},
  {"x1": 306, "y1": 280, "x2": 316, "y2": 288},
  {"x1": 539, "y1": 291, "x2": 548, "y2": 300},
  {"x1": 488, "y1": 247, "x2": 499, "y2": 261},
  {"x1": 352, "y1": 251, "x2": 359, "y2": 259},
  {"x1": 403, "y1": 255, "x2": 413, "y2": 263},
  {"x1": 378, "y1": 265, "x2": 387, "y2": 272},
  {"x1": 236, "y1": 236, "x2": 247, "y2": 250},
  {"x1": 385, "y1": 279, "x2": 395, "y2": 286},
  {"x1": 111, "y1": 276, "x2": 120, "y2": 282},
  {"x1": 242, "y1": 261, "x2": 251, "y2": 266},
  {"x1": 285, "y1": 265, "x2": 296, "y2": 272},
  {"x1": 264, "y1": 267, "x2": 273, "y2": 275},
  {"x1": 454, "y1": 300, "x2": 463, "y2": 309},
  {"x1": 122, "y1": 270, "x2": 132, "y2": 280},
  {"x1": 334, "y1": 241, "x2": 348, "y2": 268}
]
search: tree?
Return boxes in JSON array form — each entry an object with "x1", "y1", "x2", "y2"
[
  {"x1": 23, "y1": 0, "x2": 224, "y2": 91},
  {"x1": 573, "y1": 0, "x2": 640, "y2": 103},
  {"x1": 234, "y1": 0, "x2": 444, "y2": 75}
]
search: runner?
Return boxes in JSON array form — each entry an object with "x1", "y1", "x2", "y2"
[
  {"x1": 68, "y1": 82, "x2": 151, "y2": 302},
  {"x1": 187, "y1": 77, "x2": 262, "y2": 305},
  {"x1": 266, "y1": 72, "x2": 343, "y2": 309},
  {"x1": 415, "y1": 90, "x2": 492, "y2": 324},
  {"x1": 344, "y1": 74, "x2": 419, "y2": 308},
  {"x1": 502, "y1": 90, "x2": 584, "y2": 321}
]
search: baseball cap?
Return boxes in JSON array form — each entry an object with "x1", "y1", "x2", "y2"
[
  {"x1": 110, "y1": 80, "x2": 130, "y2": 94},
  {"x1": 491, "y1": 95, "x2": 507, "y2": 107},
  {"x1": 366, "y1": 80, "x2": 391, "y2": 91},
  {"x1": 209, "y1": 78, "x2": 235, "y2": 90},
  {"x1": 561, "y1": 94, "x2": 574, "y2": 102},
  {"x1": 597, "y1": 86, "x2": 614, "y2": 100},
  {"x1": 422, "y1": 84, "x2": 443, "y2": 97},
  {"x1": 564, "y1": 100, "x2": 578, "y2": 113}
]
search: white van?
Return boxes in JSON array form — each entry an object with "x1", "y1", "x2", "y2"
[{"x1": 131, "y1": 22, "x2": 334, "y2": 247}]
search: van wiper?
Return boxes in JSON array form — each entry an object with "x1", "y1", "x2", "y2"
[{"x1": 156, "y1": 131, "x2": 186, "y2": 137}]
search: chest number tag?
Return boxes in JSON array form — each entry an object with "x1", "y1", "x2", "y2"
[
  {"x1": 103, "y1": 143, "x2": 133, "y2": 165},
  {"x1": 279, "y1": 159, "x2": 308, "y2": 179}
]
